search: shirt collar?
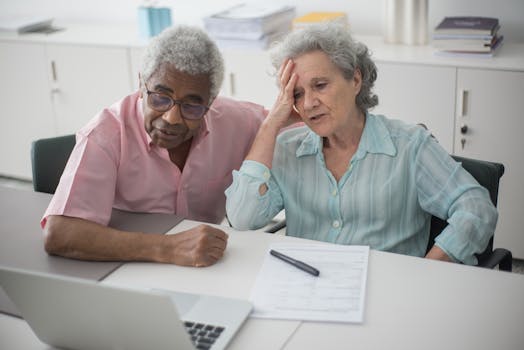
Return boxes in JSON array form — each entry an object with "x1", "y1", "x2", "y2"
[{"x1": 295, "y1": 113, "x2": 397, "y2": 159}]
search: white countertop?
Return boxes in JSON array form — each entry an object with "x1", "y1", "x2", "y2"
[
  {"x1": 1, "y1": 22, "x2": 523, "y2": 71},
  {"x1": 2, "y1": 219, "x2": 524, "y2": 350}
]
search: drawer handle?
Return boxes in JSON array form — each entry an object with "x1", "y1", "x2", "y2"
[
  {"x1": 460, "y1": 89, "x2": 469, "y2": 117},
  {"x1": 51, "y1": 60, "x2": 58, "y2": 81}
]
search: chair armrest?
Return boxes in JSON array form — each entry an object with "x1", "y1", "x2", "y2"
[
  {"x1": 265, "y1": 219, "x2": 287, "y2": 234},
  {"x1": 477, "y1": 248, "x2": 513, "y2": 271}
]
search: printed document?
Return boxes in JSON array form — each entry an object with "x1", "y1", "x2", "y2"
[{"x1": 250, "y1": 243, "x2": 369, "y2": 323}]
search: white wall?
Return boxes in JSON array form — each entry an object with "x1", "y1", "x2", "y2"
[{"x1": 1, "y1": 0, "x2": 523, "y2": 42}]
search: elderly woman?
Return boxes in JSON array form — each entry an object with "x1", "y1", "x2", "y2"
[{"x1": 225, "y1": 23, "x2": 497, "y2": 265}]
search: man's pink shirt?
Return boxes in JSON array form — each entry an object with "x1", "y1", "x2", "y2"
[{"x1": 42, "y1": 92, "x2": 265, "y2": 227}]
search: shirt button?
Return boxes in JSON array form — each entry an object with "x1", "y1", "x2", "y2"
[
  {"x1": 332, "y1": 220, "x2": 340, "y2": 228},
  {"x1": 331, "y1": 189, "x2": 337, "y2": 196}
]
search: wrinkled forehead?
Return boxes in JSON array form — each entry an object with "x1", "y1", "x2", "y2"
[{"x1": 293, "y1": 51, "x2": 341, "y2": 79}]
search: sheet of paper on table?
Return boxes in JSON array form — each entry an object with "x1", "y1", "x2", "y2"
[{"x1": 250, "y1": 243, "x2": 369, "y2": 323}]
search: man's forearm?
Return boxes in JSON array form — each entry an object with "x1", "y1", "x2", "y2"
[
  {"x1": 44, "y1": 215, "x2": 228, "y2": 266},
  {"x1": 44, "y1": 215, "x2": 167, "y2": 262}
]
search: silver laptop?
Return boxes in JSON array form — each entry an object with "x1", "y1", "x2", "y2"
[{"x1": 0, "y1": 265, "x2": 252, "y2": 350}]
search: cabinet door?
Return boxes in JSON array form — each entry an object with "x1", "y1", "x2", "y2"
[
  {"x1": 221, "y1": 49, "x2": 277, "y2": 109},
  {"x1": 373, "y1": 62, "x2": 456, "y2": 153},
  {"x1": 0, "y1": 41, "x2": 55, "y2": 179},
  {"x1": 455, "y1": 68, "x2": 524, "y2": 258},
  {"x1": 47, "y1": 44, "x2": 133, "y2": 135},
  {"x1": 129, "y1": 47, "x2": 144, "y2": 91}
]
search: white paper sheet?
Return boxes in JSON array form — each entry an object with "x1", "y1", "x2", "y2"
[{"x1": 250, "y1": 243, "x2": 369, "y2": 323}]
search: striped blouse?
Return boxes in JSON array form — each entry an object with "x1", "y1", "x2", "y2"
[{"x1": 225, "y1": 114, "x2": 497, "y2": 265}]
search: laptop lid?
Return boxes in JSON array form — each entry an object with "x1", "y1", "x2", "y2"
[{"x1": 0, "y1": 265, "x2": 252, "y2": 350}]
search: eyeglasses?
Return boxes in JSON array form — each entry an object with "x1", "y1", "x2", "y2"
[{"x1": 144, "y1": 82, "x2": 209, "y2": 120}]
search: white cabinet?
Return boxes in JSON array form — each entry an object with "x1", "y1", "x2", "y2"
[
  {"x1": 374, "y1": 63, "x2": 524, "y2": 258},
  {"x1": 0, "y1": 41, "x2": 55, "y2": 179},
  {"x1": 221, "y1": 49, "x2": 277, "y2": 109},
  {"x1": 0, "y1": 39, "x2": 134, "y2": 179},
  {"x1": 129, "y1": 47, "x2": 143, "y2": 91},
  {"x1": 1, "y1": 26, "x2": 523, "y2": 258},
  {"x1": 454, "y1": 68, "x2": 524, "y2": 258},
  {"x1": 47, "y1": 44, "x2": 133, "y2": 135},
  {"x1": 373, "y1": 62, "x2": 456, "y2": 152}
]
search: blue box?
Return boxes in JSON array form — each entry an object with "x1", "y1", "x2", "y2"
[
  {"x1": 158, "y1": 7, "x2": 172, "y2": 32},
  {"x1": 138, "y1": 6, "x2": 172, "y2": 40},
  {"x1": 138, "y1": 6, "x2": 154, "y2": 40}
]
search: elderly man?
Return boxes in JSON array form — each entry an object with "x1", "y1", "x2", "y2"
[{"x1": 43, "y1": 26, "x2": 266, "y2": 267}]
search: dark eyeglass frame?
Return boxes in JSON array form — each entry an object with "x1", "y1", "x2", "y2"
[{"x1": 143, "y1": 82, "x2": 209, "y2": 120}]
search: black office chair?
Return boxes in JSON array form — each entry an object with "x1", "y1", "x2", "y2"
[
  {"x1": 30, "y1": 134, "x2": 76, "y2": 194},
  {"x1": 265, "y1": 155, "x2": 512, "y2": 271},
  {"x1": 428, "y1": 156, "x2": 512, "y2": 271}
]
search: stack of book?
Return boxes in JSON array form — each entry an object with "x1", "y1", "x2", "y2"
[
  {"x1": 432, "y1": 16, "x2": 503, "y2": 57},
  {"x1": 203, "y1": 4, "x2": 295, "y2": 49}
]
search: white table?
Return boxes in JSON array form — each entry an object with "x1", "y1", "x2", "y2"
[{"x1": 2, "y1": 220, "x2": 524, "y2": 350}]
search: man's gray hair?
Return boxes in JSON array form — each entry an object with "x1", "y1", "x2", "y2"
[
  {"x1": 140, "y1": 25, "x2": 224, "y2": 101},
  {"x1": 270, "y1": 23, "x2": 378, "y2": 113}
]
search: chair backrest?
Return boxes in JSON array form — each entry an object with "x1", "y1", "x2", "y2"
[
  {"x1": 426, "y1": 155, "x2": 505, "y2": 265},
  {"x1": 30, "y1": 134, "x2": 76, "y2": 194}
]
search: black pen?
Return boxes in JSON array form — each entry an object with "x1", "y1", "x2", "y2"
[{"x1": 269, "y1": 249, "x2": 320, "y2": 277}]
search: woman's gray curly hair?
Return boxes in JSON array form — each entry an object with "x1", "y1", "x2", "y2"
[
  {"x1": 270, "y1": 23, "x2": 378, "y2": 113},
  {"x1": 140, "y1": 25, "x2": 224, "y2": 101}
]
